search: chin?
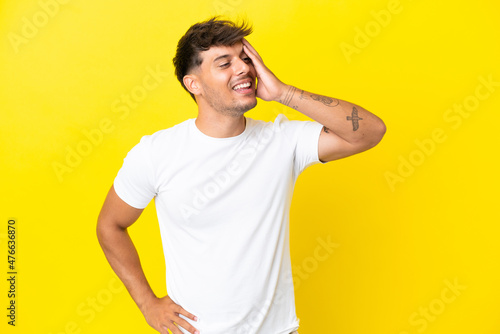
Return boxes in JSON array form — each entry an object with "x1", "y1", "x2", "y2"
[
  {"x1": 245, "y1": 98, "x2": 258, "y2": 111},
  {"x1": 226, "y1": 97, "x2": 257, "y2": 117}
]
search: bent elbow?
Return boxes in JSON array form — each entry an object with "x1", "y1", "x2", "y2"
[
  {"x1": 360, "y1": 119, "x2": 387, "y2": 151},
  {"x1": 376, "y1": 119, "x2": 387, "y2": 143}
]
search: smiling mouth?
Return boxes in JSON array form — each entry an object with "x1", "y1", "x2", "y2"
[{"x1": 232, "y1": 81, "x2": 254, "y2": 94}]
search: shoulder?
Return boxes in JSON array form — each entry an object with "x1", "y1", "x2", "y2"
[
  {"x1": 245, "y1": 114, "x2": 299, "y2": 134},
  {"x1": 265, "y1": 113, "x2": 321, "y2": 138},
  {"x1": 150, "y1": 118, "x2": 193, "y2": 142},
  {"x1": 133, "y1": 118, "x2": 194, "y2": 149},
  {"x1": 120, "y1": 119, "x2": 193, "y2": 163}
]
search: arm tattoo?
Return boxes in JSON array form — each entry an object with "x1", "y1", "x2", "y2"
[
  {"x1": 310, "y1": 94, "x2": 340, "y2": 107},
  {"x1": 323, "y1": 126, "x2": 331, "y2": 134},
  {"x1": 281, "y1": 86, "x2": 297, "y2": 107},
  {"x1": 346, "y1": 106, "x2": 363, "y2": 131},
  {"x1": 299, "y1": 90, "x2": 307, "y2": 100}
]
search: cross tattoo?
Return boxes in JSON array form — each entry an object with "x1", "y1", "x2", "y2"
[{"x1": 347, "y1": 106, "x2": 363, "y2": 131}]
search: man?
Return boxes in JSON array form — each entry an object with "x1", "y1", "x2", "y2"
[{"x1": 97, "y1": 17, "x2": 385, "y2": 334}]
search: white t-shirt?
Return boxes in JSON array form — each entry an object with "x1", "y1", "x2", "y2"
[{"x1": 114, "y1": 114, "x2": 324, "y2": 334}]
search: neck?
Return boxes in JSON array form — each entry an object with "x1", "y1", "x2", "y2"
[{"x1": 195, "y1": 110, "x2": 246, "y2": 138}]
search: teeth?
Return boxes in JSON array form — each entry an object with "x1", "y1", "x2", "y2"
[{"x1": 233, "y1": 82, "x2": 251, "y2": 90}]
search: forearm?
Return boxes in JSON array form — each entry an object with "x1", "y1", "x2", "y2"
[
  {"x1": 278, "y1": 85, "x2": 386, "y2": 146},
  {"x1": 96, "y1": 223, "x2": 156, "y2": 312}
]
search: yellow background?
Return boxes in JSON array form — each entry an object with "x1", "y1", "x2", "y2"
[{"x1": 1, "y1": 0, "x2": 499, "y2": 333}]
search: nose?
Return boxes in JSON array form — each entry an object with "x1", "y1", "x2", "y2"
[{"x1": 234, "y1": 57, "x2": 250, "y2": 76}]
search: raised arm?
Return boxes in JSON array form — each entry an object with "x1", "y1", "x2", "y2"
[
  {"x1": 277, "y1": 86, "x2": 386, "y2": 161},
  {"x1": 242, "y1": 39, "x2": 386, "y2": 162},
  {"x1": 96, "y1": 186, "x2": 199, "y2": 334}
]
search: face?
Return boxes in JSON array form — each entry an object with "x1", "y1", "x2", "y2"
[{"x1": 192, "y1": 42, "x2": 257, "y2": 117}]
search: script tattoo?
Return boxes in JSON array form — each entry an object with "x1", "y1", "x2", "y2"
[
  {"x1": 281, "y1": 86, "x2": 297, "y2": 106},
  {"x1": 346, "y1": 106, "x2": 363, "y2": 131},
  {"x1": 310, "y1": 94, "x2": 340, "y2": 107}
]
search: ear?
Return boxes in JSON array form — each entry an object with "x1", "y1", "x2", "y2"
[{"x1": 183, "y1": 74, "x2": 202, "y2": 96}]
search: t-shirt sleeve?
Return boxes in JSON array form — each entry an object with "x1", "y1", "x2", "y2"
[
  {"x1": 294, "y1": 119, "x2": 325, "y2": 175},
  {"x1": 113, "y1": 136, "x2": 157, "y2": 209},
  {"x1": 274, "y1": 114, "x2": 325, "y2": 179}
]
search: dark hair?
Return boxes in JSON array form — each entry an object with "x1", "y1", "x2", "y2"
[{"x1": 173, "y1": 16, "x2": 253, "y2": 102}]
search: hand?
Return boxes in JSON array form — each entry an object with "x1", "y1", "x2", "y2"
[
  {"x1": 242, "y1": 38, "x2": 287, "y2": 102},
  {"x1": 141, "y1": 295, "x2": 200, "y2": 334}
]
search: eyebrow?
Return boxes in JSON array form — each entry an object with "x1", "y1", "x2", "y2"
[
  {"x1": 212, "y1": 47, "x2": 247, "y2": 64},
  {"x1": 213, "y1": 54, "x2": 230, "y2": 63}
]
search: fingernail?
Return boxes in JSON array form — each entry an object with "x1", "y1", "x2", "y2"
[
  {"x1": 195, "y1": 331, "x2": 200, "y2": 334},
  {"x1": 194, "y1": 316, "x2": 198, "y2": 321}
]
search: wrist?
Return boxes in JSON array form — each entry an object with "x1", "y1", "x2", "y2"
[
  {"x1": 277, "y1": 84, "x2": 298, "y2": 106},
  {"x1": 275, "y1": 83, "x2": 291, "y2": 104},
  {"x1": 137, "y1": 291, "x2": 158, "y2": 313}
]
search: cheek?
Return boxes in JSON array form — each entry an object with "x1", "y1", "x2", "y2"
[{"x1": 210, "y1": 71, "x2": 232, "y2": 87}]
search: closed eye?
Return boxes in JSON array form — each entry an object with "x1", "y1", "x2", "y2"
[{"x1": 218, "y1": 57, "x2": 251, "y2": 69}]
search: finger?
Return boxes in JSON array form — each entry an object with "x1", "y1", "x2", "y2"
[
  {"x1": 174, "y1": 306, "x2": 200, "y2": 333},
  {"x1": 164, "y1": 322, "x2": 183, "y2": 334},
  {"x1": 174, "y1": 316, "x2": 200, "y2": 334},
  {"x1": 242, "y1": 39, "x2": 262, "y2": 61},
  {"x1": 176, "y1": 305, "x2": 198, "y2": 322},
  {"x1": 242, "y1": 38, "x2": 258, "y2": 55},
  {"x1": 243, "y1": 44, "x2": 258, "y2": 64},
  {"x1": 160, "y1": 324, "x2": 175, "y2": 334},
  {"x1": 242, "y1": 44, "x2": 266, "y2": 78},
  {"x1": 243, "y1": 44, "x2": 261, "y2": 64}
]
